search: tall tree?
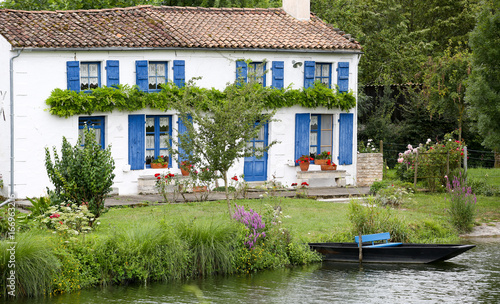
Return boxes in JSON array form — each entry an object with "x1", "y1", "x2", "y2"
[
  {"x1": 423, "y1": 47, "x2": 471, "y2": 142},
  {"x1": 466, "y1": 0, "x2": 500, "y2": 151},
  {"x1": 0, "y1": 0, "x2": 280, "y2": 10},
  {"x1": 170, "y1": 81, "x2": 276, "y2": 215}
]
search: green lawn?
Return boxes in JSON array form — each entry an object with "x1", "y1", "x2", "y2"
[{"x1": 97, "y1": 189, "x2": 499, "y2": 244}]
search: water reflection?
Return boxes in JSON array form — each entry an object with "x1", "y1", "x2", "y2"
[{"x1": 8, "y1": 239, "x2": 500, "y2": 304}]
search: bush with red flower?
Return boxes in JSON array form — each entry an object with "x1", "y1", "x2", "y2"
[
  {"x1": 154, "y1": 171, "x2": 176, "y2": 203},
  {"x1": 296, "y1": 155, "x2": 313, "y2": 164},
  {"x1": 315, "y1": 151, "x2": 331, "y2": 160},
  {"x1": 38, "y1": 203, "x2": 95, "y2": 239},
  {"x1": 395, "y1": 131, "x2": 465, "y2": 191},
  {"x1": 291, "y1": 181, "x2": 309, "y2": 198}
]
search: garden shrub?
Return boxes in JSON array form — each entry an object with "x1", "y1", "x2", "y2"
[
  {"x1": 38, "y1": 203, "x2": 96, "y2": 239},
  {"x1": 375, "y1": 184, "x2": 413, "y2": 207},
  {"x1": 395, "y1": 131, "x2": 464, "y2": 191},
  {"x1": 369, "y1": 180, "x2": 390, "y2": 195},
  {"x1": 45, "y1": 128, "x2": 115, "y2": 219},
  {"x1": 348, "y1": 198, "x2": 411, "y2": 242}
]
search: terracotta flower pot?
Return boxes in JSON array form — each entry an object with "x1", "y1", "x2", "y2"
[
  {"x1": 193, "y1": 186, "x2": 207, "y2": 192},
  {"x1": 321, "y1": 164, "x2": 337, "y2": 171},
  {"x1": 151, "y1": 163, "x2": 168, "y2": 169},
  {"x1": 315, "y1": 159, "x2": 328, "y2": 166},
  {"x1": 299, "y1": 161, "x2": 310, "y2": 171},
  {"x1": 180, "y1": 168, "x2": 190, "y2": 176}
]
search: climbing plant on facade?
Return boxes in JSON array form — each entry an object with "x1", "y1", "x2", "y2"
[{"x1": 45, "y1": 82, "x2": 356, "y2": 118}]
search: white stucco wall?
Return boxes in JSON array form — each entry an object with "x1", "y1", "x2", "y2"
[
  {"x1": 0, "y1": 36, "x2": 13, "y2": 198},
  {"x1": 0, "y1": 48, "x2": 359, "y2": 198}
]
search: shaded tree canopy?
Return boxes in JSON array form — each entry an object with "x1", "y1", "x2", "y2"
[
  {"x1": 466, "y1": 0, "x2": 500, "y2": 151},
  {"x1": 0, "y1": 0, "x2": 281, "y2": 10}
]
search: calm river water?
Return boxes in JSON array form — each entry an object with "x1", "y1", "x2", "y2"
[{"x1": 11, "y1": 238, "x2": 500, "y2": 304}]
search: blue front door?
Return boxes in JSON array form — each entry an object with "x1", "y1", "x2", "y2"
[{"x1": 244, "y1": 123, "x2": 268, "y2": 182}]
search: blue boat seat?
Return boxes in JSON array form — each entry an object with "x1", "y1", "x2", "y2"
[{"x1": 355, "y1": 232, "x2": 402, "y2": 248}]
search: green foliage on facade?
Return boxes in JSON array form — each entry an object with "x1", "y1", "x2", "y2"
[{"x1": 45, "y1": 83, "x2": 356, "y2": 118}]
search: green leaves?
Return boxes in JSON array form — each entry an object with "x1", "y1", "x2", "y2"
[
  {"x1": 45, "y1": 83, "x2": 356, "y2": 117},
  {"x1": 44, "y1": 128, "x2": 115, "y2": 219},
  {"x1": 466, "y1": 0, "x2": 500, "y2": 151}
]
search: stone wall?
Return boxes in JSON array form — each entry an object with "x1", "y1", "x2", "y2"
[{"x1": 357, "y1": 153, "x2": 383, "y2": 187}]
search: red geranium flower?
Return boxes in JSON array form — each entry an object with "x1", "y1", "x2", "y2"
[
  {"x1": 231, "y1": 176, "x2": 238, "y2": 181},
  {"x1": 301, "y1": 182, "x2": 309, "y2": 186},
  {"x1": 291, "y1": 183, "x2": 297, "y2": 186},
  {"x1": 155, "y1": 173, "x2": 160, "y2": 177},
  {"x1": 59, "y1": 221, "x2": 63, "y2": 225}
]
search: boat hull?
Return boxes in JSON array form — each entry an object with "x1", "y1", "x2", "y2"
[{"x1": 308, "y1": 243, "x2": 476, "y2": 264}]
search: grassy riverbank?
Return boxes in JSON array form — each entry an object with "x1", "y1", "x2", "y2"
[{"x1": 3, "y1": 168, "x2": 499, "y2": 298}]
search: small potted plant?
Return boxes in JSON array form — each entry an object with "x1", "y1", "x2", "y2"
[
  {"x1": 321, "y1": 159, "x2": 337, "y2": 171},
  {"x1": 314, "y1": 151, "x2": 331, "y2": 166},
  {"x1": 296, "y1": 155, "x2": 313, "y2": 171},
  {"x1": 180, "y1": 160, "x2": 193, "y2": 176},
  {"x1": 151, "y1": 155, "x2": 169, "y2": 168}
]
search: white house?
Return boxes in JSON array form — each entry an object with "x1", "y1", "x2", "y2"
[{"x1": 0, "y1": 0, "x2": 362, "y2": 199}]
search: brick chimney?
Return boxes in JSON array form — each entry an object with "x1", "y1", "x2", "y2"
[{"x1": 282, "y1": 0, "x2": 310, "y2": 21}]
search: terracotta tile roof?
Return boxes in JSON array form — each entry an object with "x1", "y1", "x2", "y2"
[{"x1": 0, "y1": 5, "x2": 361, "y2": 51}]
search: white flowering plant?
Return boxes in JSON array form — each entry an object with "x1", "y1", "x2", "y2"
[
  {"x1": 38, "y1": 203, "x2": 96, "y2": 238},
  {"x1": 358, "y1": 139, "x2": 380, "y2": 153}
]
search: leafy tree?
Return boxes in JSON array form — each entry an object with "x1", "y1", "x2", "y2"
[
  {"x1": 0, "y1": 0, "x2": 280, "y2": 10},
  {"x1": 466, "y1": 0, "x2": 500, "y2": 151},
  {"x1": 422, "y1": 47, "x2": 471, "y2": 142},
  {"x1": 45, "y1": 128, "x2": 115, "y2": 219},
  {"x1": 170, "y1": 81, "x2": 276, "y2": 215},
  {"x1": 312, "y1": 0, "x2": 480, "y2": 85}
]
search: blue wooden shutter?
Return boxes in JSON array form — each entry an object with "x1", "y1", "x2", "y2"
[
  {"x1": 106, "y1": 60, "x2": 120, "y2": 88},
  {"x1": 136, "y1": 60, "x2": 148, "y2": 92},
  {"x1": 173, "y1": 60, "x2": 185, "y2": 88},
  {"x1": 337, "y1": 62, "x2": 349, "y2": 93},
  {"x1": 67, "y1": 61, "x2": 80, "y2": 92},
  {"x1": 295, "y1": 113, "x2": 310, "y2": 165},
  {"x1": 129, "y1": 114, "x2": 145, "y2": 170},
  {"x1": 236, "y1": 61, "x2": 248, "y2": 85},
  {"x1": 272, "y1": 61, "x2": 284, "y2": 89},
  {"x1": 338, "y1": 113, "x2": 353, "y2": 165},
  {"x1": 177, "y1": 114, "x2": 192, "y2": 166},
  {"x1": 304, "y1": 61, "x2": 315, "y2": 89}
]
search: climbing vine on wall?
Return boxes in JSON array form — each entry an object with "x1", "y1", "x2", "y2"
[{"x1": 45, "y1": 82, "x2": 356, "y2": 118}]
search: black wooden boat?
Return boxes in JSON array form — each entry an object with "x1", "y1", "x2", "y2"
[{"x1": 308, "y1": 242, "x2": 476, "y2": 264}]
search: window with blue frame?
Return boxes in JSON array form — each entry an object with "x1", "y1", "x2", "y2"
[
  {"x1": 248, "y1": 62, "x2": 266, "y2": 86},
  {"x1": 79, "y1": 116, "x2": 105, "y2": 149},
  {"x1": 148, "y1": 62, "x2": 168, "y2": 92},
  {"x1": 295, "y1": 113, "x2": 352, "y2": 166},
  {"x1": 80, "y1": 62, "x2": 101, "y2": 92},
  {"x1": 315, "y1": 63, "x2": 331, "y2": 87},
  {"x1": 145, "y1": 115, "x2": 172, "y2": 167},
  {"x1": 309, "y1": 114, "x2": 333, "y2": 160}
]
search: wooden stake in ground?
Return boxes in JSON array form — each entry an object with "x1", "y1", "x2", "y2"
[{"x1": 358, "y1": 233, "x2": 363, "y2": 263}]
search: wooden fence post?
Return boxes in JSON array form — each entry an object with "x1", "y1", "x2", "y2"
[
  {"x1": 358, "y1": 233, "x2": 363, "y2": 263},
  {"x1": 447, "y1": 150, "x2": 450, "y2": 176},
  {"x1": 464, "y1": 146, "x2": 468, "y2": 174},
  {"x1": 414, "y1": 150, "x2": 418, "y2": 187}
]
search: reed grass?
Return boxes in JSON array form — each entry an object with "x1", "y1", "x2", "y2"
[
  {"x1": 174, "y1": 219, "x2": 243, "y2": 277},
  {"x1": 0, "y1": 231, "x2": 60, "y2": 297}
]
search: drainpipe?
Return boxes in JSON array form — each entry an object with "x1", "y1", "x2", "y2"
[{"x1": 0, "y1": 50, "x2": 21, "y2": 208}]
